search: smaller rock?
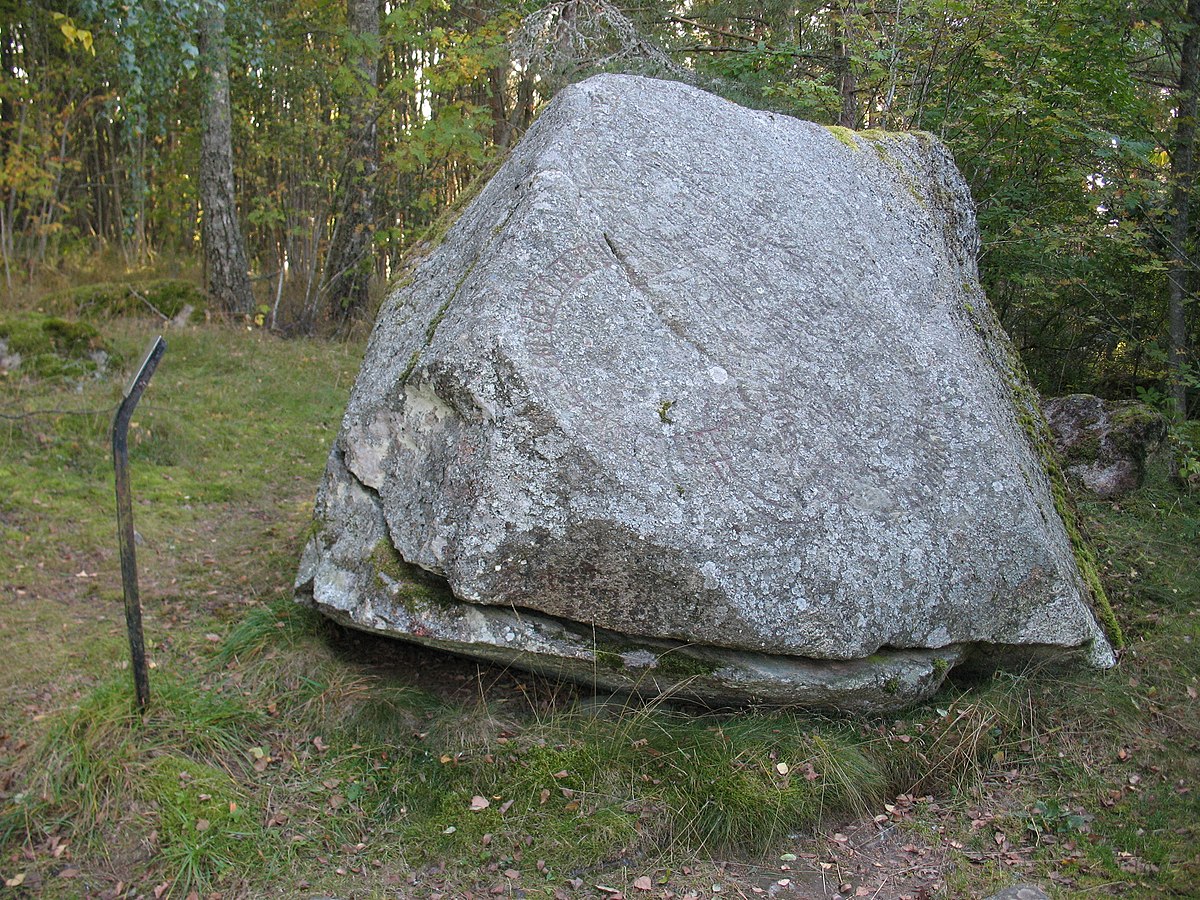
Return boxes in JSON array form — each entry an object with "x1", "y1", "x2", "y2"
[
  {"x1": 981, "y1": 885, "x2": 1050, "y2": 900},
  {"x1": 0, "y1": 338, "x2": 20, "y2": 373},
  {"x1": 1043, "y1": 394, "x2": 1166, "y2": 499},
  {"x1": 170, "y1": 303, "x2": 195, "y2": 329}
]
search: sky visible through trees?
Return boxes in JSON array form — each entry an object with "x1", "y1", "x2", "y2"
[{"x1": 0, "y1": 0, "x2": 1197, "y2": 415}]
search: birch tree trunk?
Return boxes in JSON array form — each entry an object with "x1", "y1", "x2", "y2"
[{"x1": 199, "y1": 0, "x2": 254, "y2": 316}]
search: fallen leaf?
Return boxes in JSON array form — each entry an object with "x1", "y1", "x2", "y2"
[
  {"x1": 195, "y1": 819, "x2": 210, "y2": 832},
  {"x1": 470, "y1": 796, "x2": 490, "y2": 811},
  {"x1": 4, "y1": 873, "x2": 25, "y2": 887},
  {"x1": 633, "y1": 875, "x2": 653, "y2": 891},
  {"x1": 539, "y1": 788, "x2": 551, "y2": 805},
  {"x1": 498, "y1": 798, "x2": 514, "y2": 815},
  {"x1": 775, "y1": 762, "x2": 790, "y2": 776}
]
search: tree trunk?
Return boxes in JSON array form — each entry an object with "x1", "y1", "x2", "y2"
[
  {"x1": 322, "y1": 0, "x2": 380, "y2": 326},
  {"x1": 488, "y1": 64, "x2": 513, "y2": 148},
  {"x1": 1168, "y1": 0, "x2": 1200, "y2": 417},
  {"x1": 199, "y1": 0, "x2": 254, "y2": 317},
  {"x1": 834, "y1": 3, "x2": 859, "y2": 129}
]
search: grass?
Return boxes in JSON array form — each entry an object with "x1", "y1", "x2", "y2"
[{"x1": 0, "y1": 299, "x2": 1198, "y2": 897}]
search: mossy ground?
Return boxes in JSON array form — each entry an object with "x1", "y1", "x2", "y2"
[
  {"x1": 0, "y1": 304, "x2": 1197, "y2": 897},
  {"x1": 40, "y1": 278, "x2": 206, "y2": 322},
  {"x1": 0, "y1": 312, "x2": 115, "y2": 379}
]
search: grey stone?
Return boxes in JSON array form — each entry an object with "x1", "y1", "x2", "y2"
[
  {"x1": 1043, "y1": 393, "x2": 1166, "y2": 499},
  {"x1": 296, "y1": 74, "x2": 1115, "y2": 710},
  {"x1": 0, "y1": 338, "x2": 20, "y2": 373},
  {"x1": 981, "y1": 885, "x2": 1050, "y2": 900}
]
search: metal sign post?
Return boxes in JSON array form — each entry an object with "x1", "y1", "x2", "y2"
[{"x1": 112, "y1": 336, "x2": 166, "y2": 709}]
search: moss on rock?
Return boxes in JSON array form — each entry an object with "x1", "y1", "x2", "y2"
[
  {"x1": 369, "y1": 540, "x2": 456, "y2": 612},
  {"x1": 0, "y1": 312, "x2": 116, "y2": 379},
  {"x1": 959, "y1": 295, "x2": 1124, "y2": 651}
]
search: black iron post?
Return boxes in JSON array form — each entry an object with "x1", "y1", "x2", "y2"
[{"x1": 112, "y1": 336, "x2": 166, "y2": 709}]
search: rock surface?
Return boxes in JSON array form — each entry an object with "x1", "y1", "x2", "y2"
[
  {"x1": 981, "y1": 886, "x2": 1050, "y2": 900},
  {"x1": 296, "y1": 74, "x2": 1115, "y2": 710},
  {"x1": 1043, "y1": 394, "x2": 1166, "y2": 499}
]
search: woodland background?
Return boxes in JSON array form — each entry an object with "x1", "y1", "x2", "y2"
[{"x1": 2, "y1": 0, "x2": 1199, "y2": 415}]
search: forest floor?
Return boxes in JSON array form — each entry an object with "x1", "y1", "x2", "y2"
[{"x1": 0, "y1": 312, "x2": 1197, "y2": 899}]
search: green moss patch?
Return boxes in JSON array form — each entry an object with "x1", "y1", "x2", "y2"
[
  {"x1": 371, "y1": 539, "x2": 457, "y2": 611},
  {"x1": 0, "y1": 312, "x2": 116, "y2": 379},
  {"x1": 43, "y1": 277, "x2": 206, "y2": 321},
  {"x1": 824, "y1": 124, "x2": 859, "y2": 150}
]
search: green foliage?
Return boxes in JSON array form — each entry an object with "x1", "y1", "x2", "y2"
[{"x1": 1024, "y1": 798, "x2": 1090, "y2": 839}]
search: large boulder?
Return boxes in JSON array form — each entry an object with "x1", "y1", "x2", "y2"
[
  {"x1": 1042, "y1": 394, "x2": 1166, "y2": 499},
  {"x1": 296, "y1": 74, "x2": 1116, "y2": 711}
]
